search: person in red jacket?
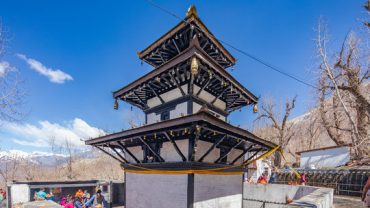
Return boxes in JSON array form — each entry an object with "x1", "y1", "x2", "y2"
[{"x1": 300, "y1": 173, "x2": 307, "y2": 186}]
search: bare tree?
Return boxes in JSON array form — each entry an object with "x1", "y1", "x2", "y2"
[
  {"x1": 0, "y1": 151, "x2": 23, "y2": 187},
  {"x1": 255, "y1": 96, "x2": 297, "y2": 167},
  {"x1": 64, "y1": 139, "x2": 76, "y2": 180},
  {"x1": 315, "y1": 21, "x2": 370, "y2": 158},
  {"x1": 305, "y1": 116, "x2": 321, "y2": 150},
  {"x1": 0, "y1": 20, "x2": 25, "y2": 123}
]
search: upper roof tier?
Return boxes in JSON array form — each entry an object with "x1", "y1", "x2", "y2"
[{"x1": 137, "y1": 5, "x2": 236, "y2": 69}]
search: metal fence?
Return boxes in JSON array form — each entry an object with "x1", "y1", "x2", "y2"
[{"x1": 276, "y1": 168, "x2": 370, "y2": 197}]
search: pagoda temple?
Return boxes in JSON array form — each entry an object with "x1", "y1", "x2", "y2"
[{"x1": 86, "y1": 5, "x2": 277, "y2": 208}]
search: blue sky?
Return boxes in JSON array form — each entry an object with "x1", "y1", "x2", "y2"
[{"x1": 0, "y1": 0, "x2": 365, "y2": 153}]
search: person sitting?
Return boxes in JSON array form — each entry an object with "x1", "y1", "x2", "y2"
[
  {"x1": 45, "y1": 191, "x2": 54, "y2": 200},
  {"x1": 269, "y1": 167, "x2": 279, "y2": 184},
  {"x1": 257, "y1": 173, "x2": 268, "y2": 184},
  {"x1": 0, "y1": 189, "x2": 4, "y2": 204},
  {"x1": 75, "y1": 189, "x2": 84, "y2": 198},
  {"x1": 36, "y1": 188, "x2": 47, "y2": 200},
  {"x1": 300, "y1": 173, "x2": 307, "y2": 186},
  {"x1": 74, "y1": 197, "x2": 84, "y2": 208},
  {"x1": 84, "y1": 193, "x2": 96, "y2": 208},
  {"x1": 63, "y1": 197, "x2": 74, "y2": 208}
]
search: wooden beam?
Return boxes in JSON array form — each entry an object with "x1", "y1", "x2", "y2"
[
  {"x1": 138, "y1": 136, "x2": 165, "y2": 162},
  {"x1": 133, "y1": 90, "x2": 148, "y2": 109},
  {"x1": 148, "y1": 82, "x2": 165, "y2": 104},
  {"x1": 230, "y1": 145, "x2": 255, "y2": 165},
  {"x1": 109, "y1": 145, "x2": 129, "y2": 163},
  {"x1": 188, "y1": 127, "x2": 200, "y2": 161},
  {"x1": 228, "y1": 95, "x2": 240, "y2": 109},
  {"x1": 172, "y1": 39, "x2": 181, "y2": 54},
  {"x1": 117, "y1": 141, "x2": 141, "y2": 163},
  {"x1": 169, "y1": 72, "x2": 185, "y2": 96},
  {"x1": 239, "y1": 148, "x2": 262, "y2": 166},
  {"x1": 196, "y1": 76, "x2": 212, "y2": 97},
  {"x1": 214, "y1": 140, "x2": 243, "y2": 163},
  {"x1": 188, "y1": 73, "x2": 194, "y2": 95},
  {"x1": 198, "y1": 135, "x2": 227, "y2": 162},
  {"x1": 175, "y1": 66, "x2": 184, "y2": 83},
  {"x1": 164, "y1": 132, "x2": 186, "y2": 161},
  {"x1": 96, "y1": 146, "x2": 124, "y2": 164},
  {"x1": 211, "y1": 86, "x2": 229, "y2": 104},
  {"x1": 156, "y1": 52, "x2": 165, "y2": 63}
]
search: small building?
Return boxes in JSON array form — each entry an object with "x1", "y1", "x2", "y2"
[
  {"x1": 297, "y1": 145, "x2": 351, "y2": 169},
  {"x1": 6, "y1": 180, "x2": 124, "y2": 208}
]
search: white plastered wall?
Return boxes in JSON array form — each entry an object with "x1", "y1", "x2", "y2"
[
  {"x1": 193, "y1": 174, "x2": 243, "y2": 208},
  {"x1": 147, "y1": 112, "x2": 161, "y2": 124},
  {"x1": 227, "y1": 149, "x2": 243, "y2": 165},
  {"x1": 126, "y1": 146, "x2": 144, "y2": 163},
  {"x1": 192, "y1": 102, "x2": 225, "y2": 121},
  {"x1": 170, "y1": 102, "x2": 188, "y2": 119},
  {"x1": 147, "y1": 84, "x2": 188, "y2": 108},
  {"x1": 195, "y1": 140, "x2": 220, "y2": 163},
  {"x1": 161, "y1": 140, "x2": 189, "y2": 162},
  {"x1": 125, "y1": 172, "x2": 188, "y2": 208},
  {"x1": 300, "y1": 146, "x2": 350, "y2": 168},
  {"x1": 147, "y1": 101, "x2": 188, "y2": 124},
  {"x1": 193, "y1": 85, "x2": 226, "y2": 110},
  {"x1": 11, "y1": 184, "x2": 30, "y2": 204}
]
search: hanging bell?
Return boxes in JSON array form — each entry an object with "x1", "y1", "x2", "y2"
[
  {"x1": 253, "y1": 103, "x2": 258, "y2": 113},
  {"x1": 114, "y1": 99, "x2": 119, "y2": 110},
  {"x1": 191, "y1": 57, "x2": 199, "y2": 76}
]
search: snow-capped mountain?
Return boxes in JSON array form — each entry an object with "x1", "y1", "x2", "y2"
[
  {"x1": 0, "y1": 150, "x2": 67, "y2": 166},
  {"x1": 0, "y1": 149, "x2": 96, "y2": 166}
]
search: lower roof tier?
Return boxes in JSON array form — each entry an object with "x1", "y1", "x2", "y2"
[{"x1": 85, "y1": 111, "x2": 277, "y2": 167}]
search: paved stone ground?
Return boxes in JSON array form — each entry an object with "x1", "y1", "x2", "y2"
[{"x1": 333, "y1": 195, "x2": 364, "y2": 208}]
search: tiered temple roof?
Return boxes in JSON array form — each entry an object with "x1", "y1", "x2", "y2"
[{"x1": 86, "y1": 5, "x2": 276, "y2": 174}]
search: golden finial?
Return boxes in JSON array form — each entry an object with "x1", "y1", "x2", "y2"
[{"x1": 186, "y1": 5, "x2": 198, "y2": 18}]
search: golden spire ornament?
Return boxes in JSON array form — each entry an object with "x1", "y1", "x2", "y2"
[{"x1": 186, "y1": 5, "x2": 198, "y2": 18}]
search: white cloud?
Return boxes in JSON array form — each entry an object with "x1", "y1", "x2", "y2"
[
  {"x1": 17, "y1": 54, "x2": 73, "y2": 84},
  {"x1": 3, "y1": 118, "x2": 105, "y2": 149},
  {"x1": 0, "y1": 61, "x2": 14, "y2": 77}
]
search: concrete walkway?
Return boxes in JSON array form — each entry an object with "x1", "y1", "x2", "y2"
[{"x1": 333, "y1": 195, "x2": 363, "y2": 208}]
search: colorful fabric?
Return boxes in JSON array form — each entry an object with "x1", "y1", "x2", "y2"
[
  {"x1": 74, "y1": 199, "x2": 84, "y2": 208},
  {"x1": 75, "y1": 190, "x2": 84, "y2": 198},
  {"x1": 63, "y1": 202, "x2": 74, "y2": 208},
  {"x1": 37, "y1": 191, "x2": 47, "y2": 199},
  {"x1": 257, "y1": 176, "x2": 268, "y2": 184}
]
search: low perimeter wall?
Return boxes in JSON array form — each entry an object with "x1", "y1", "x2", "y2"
[{"x1": 243, "y1": 184, "x2": 333, "y2": 208}]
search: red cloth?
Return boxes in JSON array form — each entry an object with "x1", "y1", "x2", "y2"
[
  {"x1": 257, "y1": 176, "x2": 268, "y2": 184},
  {"x1": 363, "y1": 177, "x2": 370, "y2": 203},
  {"x1": 300, "y1": 174, "x2": 307, "y2": 184}
]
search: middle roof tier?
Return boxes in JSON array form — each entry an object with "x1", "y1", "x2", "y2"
[{"x1": 114, "y1": 43, "x2": 258, "y2": 114}]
